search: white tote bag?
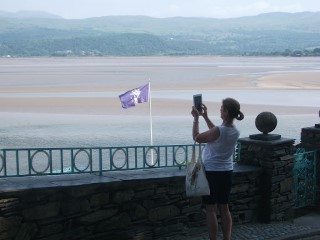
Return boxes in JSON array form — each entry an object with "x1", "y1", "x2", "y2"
[{"x1": 185, "y1": 143, "x2": 210, "y2": 197}]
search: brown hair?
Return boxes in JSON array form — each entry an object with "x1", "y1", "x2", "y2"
[{"x1": 222, "y1": 98, "x2": 244, "y2": 121}]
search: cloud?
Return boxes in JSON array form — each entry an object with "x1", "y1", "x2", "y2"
[
  {"x1": 1, "y1": 0, "x2": 320, "y2": 19},
  {"x1": 210, "y1": 1, "x2": 309, "y2": 18}
]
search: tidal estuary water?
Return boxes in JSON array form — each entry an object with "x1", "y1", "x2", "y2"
[{"x1": 0, "y1": 56, "x2": 319, "y2": 149}]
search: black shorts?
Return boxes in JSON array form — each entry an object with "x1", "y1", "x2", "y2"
[{"x1": 202, "y1": 170, "x2": 233, "y2": 205}]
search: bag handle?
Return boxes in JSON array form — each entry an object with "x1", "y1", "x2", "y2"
[
  {"x1": 191, "y1": 140, "x2": 202, "y2": 163},
  {"x1": 197, "y1": 143, "x2": 202, "y2": 163}
]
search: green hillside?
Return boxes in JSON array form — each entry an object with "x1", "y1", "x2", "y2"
[{"x1": 0, "y1": 12, "x2": 320, "y2": 57}]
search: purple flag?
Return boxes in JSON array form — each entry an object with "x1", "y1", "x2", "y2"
[{"x1": 119, "y1": 83, "x2": 149, "y2": 108}]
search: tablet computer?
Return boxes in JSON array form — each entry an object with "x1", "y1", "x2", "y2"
[{"x1": 193, "y1": 94, "x2": 202, "y2": 113}]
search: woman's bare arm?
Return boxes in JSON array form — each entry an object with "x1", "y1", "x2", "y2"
[{"x1": 202, "y1": 104, "x2": 215, "y2": 129}]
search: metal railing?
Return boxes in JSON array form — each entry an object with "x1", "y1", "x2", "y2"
[
  {"x1": 0, "y1": 143, "x2": 241, "y2": 178},
  {"x1": 293, "y1": 148, "x2": 317, "y2": 208},
  {"x1": 0, "y1": 144, "x2": 193, "y2": 177}
]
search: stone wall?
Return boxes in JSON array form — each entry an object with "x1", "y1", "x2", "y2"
[
  {"x1": 229, "y1": 165, "x2": 262, "y2": 224},
  {"x1": 238, "y1": 137, "x2": 295, "y2": 222},
  {"x1": 0, "y1": 166, "x2": 261, "y2": 240}
]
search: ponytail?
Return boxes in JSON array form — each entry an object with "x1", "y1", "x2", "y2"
[
  {"x1": 236, "y1": 111, "x2": 244, "y2": 121},
  {"x1": 222, "y1": 98, "x2": 244, "y2": 121}
]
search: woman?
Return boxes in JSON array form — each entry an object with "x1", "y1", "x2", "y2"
[{"x1": 191, "y1": 98, "x2": 244, "y2": 240}]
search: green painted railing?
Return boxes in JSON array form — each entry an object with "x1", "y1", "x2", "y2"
[
  {"x1": 293, "y1": 148, "x2": 317, "y2": 208},
  {"x1": 0, "y1": 144, "x2": 193, "y2": 177},
  {"x1": 0, "y1": 143, "x2": 241, "y2": 177}
]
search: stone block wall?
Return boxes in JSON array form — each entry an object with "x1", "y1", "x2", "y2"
[
  {"x1": 238, "y1": 138, "x2": 295, "y2": 222},
  {"x1": 0, "y1": 167, "x2": 261, "y2": 240},
  {"x1": 229, "y1": 165, "x2": 262, "y2": 224}
]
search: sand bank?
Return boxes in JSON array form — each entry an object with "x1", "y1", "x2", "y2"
[
  {"x1": 0, "y1": 97, "x2": 318, "y2": 117},
  {"x1": 0, "y1": 57, "x2": 319, "y2": 117}
]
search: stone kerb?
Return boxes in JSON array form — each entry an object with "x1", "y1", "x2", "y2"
[{"x1": 238, "y1": 137, "x2": 295, "y2": 223}]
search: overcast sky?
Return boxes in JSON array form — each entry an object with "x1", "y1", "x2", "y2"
[{"x1": 1, "y1": 0, "x2": 320, "y2": 19}]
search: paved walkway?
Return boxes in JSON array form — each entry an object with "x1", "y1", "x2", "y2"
[{"x1": 169, "y1": 209, "x2": 320, "y2": 240}]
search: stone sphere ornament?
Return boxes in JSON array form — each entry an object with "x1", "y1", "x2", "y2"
[
  {"x1": 249, "y1": 111, "x2": 281, "y2": 141},
  {"x1": 255, "y1": 111, "x2": 277, "y2": 134}
]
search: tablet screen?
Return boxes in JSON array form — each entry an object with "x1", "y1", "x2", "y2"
[{"x1": 193, "y1": 94, "x2": 202, "y2": 113}]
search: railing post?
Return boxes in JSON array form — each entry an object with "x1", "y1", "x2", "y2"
[
  {"x1": 3, "y1": 150, "x2": 7, "y2": 177},
  {"x1": 49, "y1": 149, "x2": 53, "y2": 174},
  {"x1": 60, "y1": 149, "x2": 64, "y2": 174},
  {"x1": 27, "y1": 150, "x2": 31, "y2": 176},
  {"x1": 99, "y1": 148, "x2": 103, "y2": 176}
]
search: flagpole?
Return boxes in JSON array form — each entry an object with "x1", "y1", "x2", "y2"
[
  {"x1": 148, "y1": 81, "x2": 153, "y2": 146},
  {"x1": 148, "y1": 81, "x2": 154, "y2": 165},
  {"x1": 119, "y1": 82, "x2": 154, "y2": 163}
]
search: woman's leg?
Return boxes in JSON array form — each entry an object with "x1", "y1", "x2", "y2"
[
  {"x1": 206, "y1": 204, "x2": 218, "y2": 240},
  {"x1": 218, "y1": 204, "x2": 232, "y2": 240}
]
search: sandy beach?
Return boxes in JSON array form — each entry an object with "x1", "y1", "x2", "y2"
[{"x1": 0, "y1": 56, "x2": 319, "y2": 117}]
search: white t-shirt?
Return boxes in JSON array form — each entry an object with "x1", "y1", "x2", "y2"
[{"x1": 202, "y1": 125, "x2": 240, "y2": 171}]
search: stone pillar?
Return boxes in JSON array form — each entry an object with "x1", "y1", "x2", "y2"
[
  {"x1": 299, "y1": 127, "x2": 320, "y2": 204},
  {"x1": 238, "y1": 137, "x2": 295, "y2": 223}
]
